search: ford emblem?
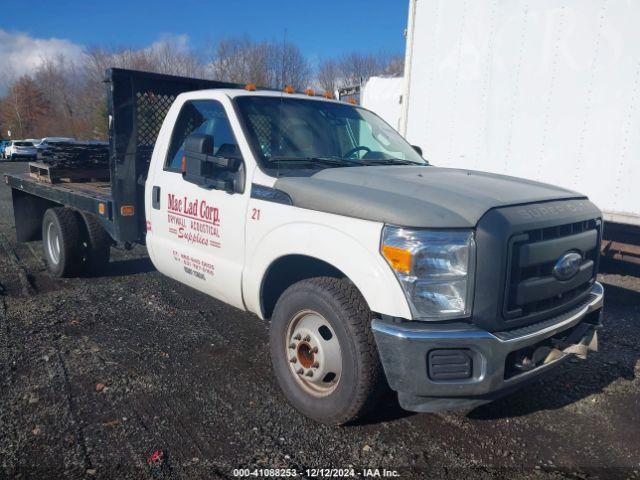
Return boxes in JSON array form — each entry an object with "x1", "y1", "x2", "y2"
[{"x1": 552, "y1": 252, "x2": 582, "y2": 281}]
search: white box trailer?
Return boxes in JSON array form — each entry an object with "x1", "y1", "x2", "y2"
[
  {"x1": 399, "y1": 0, "x2": 640, "y2": 231},
  {"x1": 360, "y1": 76, "x2": 404, "y2": 131}
]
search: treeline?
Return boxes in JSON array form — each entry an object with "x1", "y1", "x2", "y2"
[{"x1": 0, "y1": 36, "x2": 403, "y2": 141}]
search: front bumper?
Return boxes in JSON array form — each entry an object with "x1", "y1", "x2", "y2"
[{"x1": 372, "y1": 282, "x2": 604, "y2": 412}]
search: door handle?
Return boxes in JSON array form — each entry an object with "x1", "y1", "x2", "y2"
[{"x1": 152, "y1": 186, "x2": 161, "y2": 209}]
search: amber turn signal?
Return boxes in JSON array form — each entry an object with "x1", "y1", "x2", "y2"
[
  {"x1": 120, "y1": 205, "x2": 135, "y2": 217},
  {"x1": 381, "y1": 245, "x2": 412, "y2": 274}
]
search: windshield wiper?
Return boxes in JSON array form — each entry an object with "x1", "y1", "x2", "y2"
[
  {"x1": 266, "y1": 156, "x2": 363, "y2": 167},
  {"x1": 357, "y1": 158, "x2": 425, "y2": 166}
]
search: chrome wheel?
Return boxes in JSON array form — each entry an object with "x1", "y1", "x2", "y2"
[
  {"x1": 285, "y1": 309, "x2": 342, "y2": 397},
  {"x1": 46, "y1": 221, "x2": 61, "y2": 265}
]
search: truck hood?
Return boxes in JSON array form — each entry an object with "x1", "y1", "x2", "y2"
[{"x1": 274, "y1": 166, "x2": 585, "y2": 228}]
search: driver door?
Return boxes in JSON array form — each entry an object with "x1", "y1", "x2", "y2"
[{"x1": 146, "y1": 99, "x2": 249, "y2": 309}]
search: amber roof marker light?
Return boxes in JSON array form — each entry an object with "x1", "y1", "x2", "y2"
[
  {"x1": 283, "y1": 85, "x2": 295, "y2": 94},
  {"x1": 245, "y1": 83, "x2": 257, "y2": 91},
  {"x1": 322, "y1": 91, "x2": 334, "y2": 99}
]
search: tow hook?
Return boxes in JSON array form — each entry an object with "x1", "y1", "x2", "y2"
[{"x1": 514, "y1": 323, "x2": 599, "y2": 372}]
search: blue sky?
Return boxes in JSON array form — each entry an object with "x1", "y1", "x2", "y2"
[{"x1": 2, "y1": 0, "x2": 409, "y2": 63}]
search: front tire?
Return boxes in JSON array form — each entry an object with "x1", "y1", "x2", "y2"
[
  {"x1": 270, "y1": 277, "x2": 385, "y2": 425},
  {"x1": 42, "y1": 208, "x2": 83, "y2": 277}
]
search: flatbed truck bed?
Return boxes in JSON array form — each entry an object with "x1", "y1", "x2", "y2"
[
  {"x1": 6, "y1": 172, "x2": 113, "y2": 243},
  {"x1": 4, "y1": 68, "x2": 241, "y2": 245}
]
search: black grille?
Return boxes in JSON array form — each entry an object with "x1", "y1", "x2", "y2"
[{"x1": 504, "y1": 219, "x2": 600, "y2": 320}]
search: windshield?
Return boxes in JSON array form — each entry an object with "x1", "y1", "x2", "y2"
[{"x1": 234, "y1": 96, "x2": 426, "y2": 171}]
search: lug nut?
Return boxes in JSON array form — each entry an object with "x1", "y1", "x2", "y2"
[
  {"x1": 311, "y1": 346, "x2": 318, "y2": 353},
  {"x1": 289, "y1": 357, "x2": 297, "y2": 363},
  {"x1": 294, "y1": 334, "x2": 302, "y2": 341},
  {"x1": 303, "y1": 335, "x2": 311, "y2": 342},
  {"x1": 312, "y1": 362, "x2": 319, "y2": 369},
  {"x1": 289, "y1": 343, "x2": 296, "y2": 349},
  {"x1": 305, "y1": 370, "x2": 313, "y2": 377},
  {"x1": 296, "y1": 368, "x2": 304, "y2": 375}
]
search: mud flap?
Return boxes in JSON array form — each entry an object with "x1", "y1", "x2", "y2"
[{"x1": 531, "y1": 323, "x2": 598, "y2": 365}]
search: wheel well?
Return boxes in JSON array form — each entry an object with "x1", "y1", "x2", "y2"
[{"x1": 260, "y1": 255, "x2": 347, "y2": 319}]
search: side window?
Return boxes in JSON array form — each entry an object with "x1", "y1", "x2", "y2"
[{"x1": 165, "y1": 100, "x2": 242, "y2": 172}]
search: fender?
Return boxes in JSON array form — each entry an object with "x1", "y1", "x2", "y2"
[{"x1": 243, "y1": 213, "x2": 412, "y2": 320}]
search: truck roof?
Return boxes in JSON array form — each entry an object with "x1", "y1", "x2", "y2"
[{"x1": 177, "y1": 88, "x2": 341, "y2": 103}]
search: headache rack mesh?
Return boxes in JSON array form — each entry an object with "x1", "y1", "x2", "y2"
[
  {"x1": 105, "y1": 68, "x2": 243, "y2": 243},
  {"x1": 135, "y1": 92, "x2": 177, "y2": 164}
]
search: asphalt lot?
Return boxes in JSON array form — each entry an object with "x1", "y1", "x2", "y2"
[{"x1": 0, "y1": 161, "x2": 638, "y2": 479}]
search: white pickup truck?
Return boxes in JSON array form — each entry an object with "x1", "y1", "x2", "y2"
[{"x1": 6, "y1": 69, "x2": 604, "y2": 424}]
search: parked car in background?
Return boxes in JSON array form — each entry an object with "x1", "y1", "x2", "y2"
[
  {"x1": 6, "y1": 141, "x2": 37, "y2": 161},
  {"x1": 0, "y1": 140, "x2": 10, "y2": 159}
]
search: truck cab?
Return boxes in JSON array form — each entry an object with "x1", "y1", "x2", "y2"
[{"x1": 6, "y1": 69, "x2": 604, "y2": 425}]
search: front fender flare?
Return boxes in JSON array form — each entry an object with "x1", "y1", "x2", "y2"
[{"x1": 242, "y1": 221, "x2": 412, "y2": 320}]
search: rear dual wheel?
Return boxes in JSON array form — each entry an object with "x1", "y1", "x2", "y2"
[
  {"x1": 42, "y1": 207, "x2": 111, "y2": 277},
  {"x1": 270, "y1": 277, "x2": 386, "y2": 425}
]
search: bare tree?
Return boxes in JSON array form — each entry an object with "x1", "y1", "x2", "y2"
[
  {"x1": 33, "y1": 55, "x2": 87, "y2": 137},
  {"x1": 208, "y1": 36, "x2": 310, "y2": 90},
  {"x1": 209, "y1": 36, "x2": 271, "y2": 86},
  {"x1": 317, "y1": 59, "x2": 342, "y2": 93},
  {"x1": 0, "y1": 35, "x2": 403, "y2": 141},
  {"x1": 0, "y1": 75, "x2": 51, "y2": 138},
  {"x1": 265, "y1": 40, "x2": 311, "y2": 91},
  {"x1": 338, "y1": 52, "x2": 385, "y2": 86},
  {"x1": 80, "y1": 41, "x2": 204, "y2": 139},
  {"x1": 316, "y1": 52, "x2": 404, "y2": 93},
  {"x1": 383, "y1": 54, "x2": 405, "y2": 76},
  {"x1": 147, "y1": 38, "x2": 204, "y2": 78}
]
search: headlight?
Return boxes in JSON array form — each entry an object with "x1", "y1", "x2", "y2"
[{"x1": 381, "y1": 227, "x2": 475, "y2": 320}]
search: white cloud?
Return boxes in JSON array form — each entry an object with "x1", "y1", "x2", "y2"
[
  {"x1": 0, "y1": 30, "x2": 195, "y2": 93},
  {"x1": 0, "y1": 29, "x2": 86, "y2": 83},
  {"x1": 145, "y1": 33, "x2": 191, "y2": 53}
]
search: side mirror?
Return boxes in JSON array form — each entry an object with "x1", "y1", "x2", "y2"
[
  {"x1": 182, "y1": 133, "x2": 242, "y2": 193},
  {"x1": 412, "y1": 145, "x2": 423, "y2": 156}
]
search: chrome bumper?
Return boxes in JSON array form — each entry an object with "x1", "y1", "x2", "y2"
[{"x1": 372, "y1": 282, "x2": 604, "y2": 412}]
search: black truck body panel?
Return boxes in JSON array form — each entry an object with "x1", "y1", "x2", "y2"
[
  {"x1": 8, "y1": 176, "x2": 113, "y2": 241},
  {"x1": 107, "y1": 68, "x2": 241, "y2": 243},
  {"x1": 5, "y1": 68, "x2": 242, "y2": 244}
]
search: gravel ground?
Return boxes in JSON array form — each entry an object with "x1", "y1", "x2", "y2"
[{"x1": 0, "y1": 161, "x2": 638, "y2": 479}]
